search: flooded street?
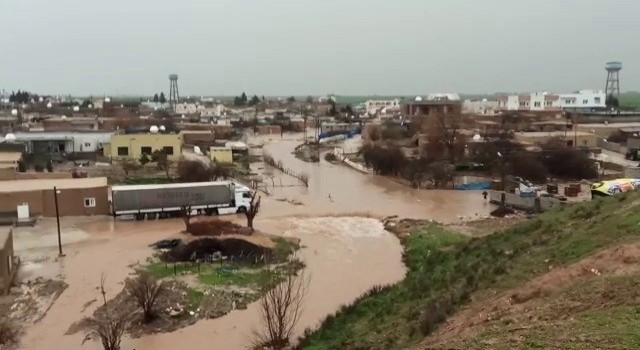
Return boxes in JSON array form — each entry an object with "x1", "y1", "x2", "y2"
[
  {"x1": 17, "y1": 134, "x2": 493, "y2": 349},
  {"x1": 257, "y1": 134, "x2": 493, "y2": 222}
]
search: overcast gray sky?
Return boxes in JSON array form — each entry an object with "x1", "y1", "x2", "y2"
[{"x1": 1, "y1": 0, "x2": 639, "y2": 96}]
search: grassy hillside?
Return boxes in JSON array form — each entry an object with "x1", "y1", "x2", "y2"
[{"x1": 296, "y1": 193, "x2": 640, "y2": 349}]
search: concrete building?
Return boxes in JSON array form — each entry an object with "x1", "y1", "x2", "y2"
[
  {"x1": 463, "y1": 99, "x2": 499, "y2": 115},
  {"x1": 0, "y1": 228, "x2": 17, "y2": 294},
  {"x1": 209, "y1": 147, "x2": 233, "y2": 163},
  {"x1": 0, "y1": 177, "x2": 109, "y2": 218},
  {"x1": 559, "y1": 90, "x2": 606, "y2": 110},
  {"x1": 176, "y1": 103, "x2": 205, "y2": 115},
  {"x1": 498, "y1": 90, "x2": 606, "y2": 112},
  {"x1": 514, "y1": 131, "x2": 598, "y2": 148},
  {"x1": 105, "y1": 133, "x2": 183, "y2": 161},
  {"x1": 42, "y1": 116, "x2": 100, "y2": 131},
  {"x1": 402, "y1": 95, "x2": 462, "y2": 117},
  {"x1": 364, "y1": 99, "x2": 401, "y2": 114},
  {"x1": 576, "y1": 122, "x2": 640, "y2": 139},
  {"x1": 0, "y1": 152, "x2": 22, "y2": 170},
  {"x1": 11, "y1": 131, "x2": 114, "y2": 154}
]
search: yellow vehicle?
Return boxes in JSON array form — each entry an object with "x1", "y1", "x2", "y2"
[{"x1": 591, "y1": 178, "x2": 640, "y2": 197}]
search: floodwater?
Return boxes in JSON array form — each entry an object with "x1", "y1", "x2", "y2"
[
  {"x1": 18, "y1": 133, "x2": 493, "y2": 350},
  {"x1": 256, "y1": 134, "x2": 493, "y2": 222}
]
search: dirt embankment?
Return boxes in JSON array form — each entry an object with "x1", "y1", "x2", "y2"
[{"x1": 418, "y1": 242, "x2": 640, "y2": 349}]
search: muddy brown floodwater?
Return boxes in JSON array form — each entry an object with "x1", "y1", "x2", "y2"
[{"x1": 18, "y1": 133, "x2": 494, "y2": 350}]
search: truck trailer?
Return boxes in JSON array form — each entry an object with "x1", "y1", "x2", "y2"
[{"x1": 110, "y1": 181, "x2": 252, "y2": 220}]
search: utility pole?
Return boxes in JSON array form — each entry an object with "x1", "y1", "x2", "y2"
[{"x1": 53, "y1": 186, "x2": 64, "y2": 257}]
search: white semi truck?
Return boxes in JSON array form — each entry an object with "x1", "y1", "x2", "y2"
[{"x1": 110, "y1": 181, "x2": 252, "y2": 220}]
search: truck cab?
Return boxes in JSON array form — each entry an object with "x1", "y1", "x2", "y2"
[{"x1": 232, "y1": 184, "x2": 253, "y2": 214}]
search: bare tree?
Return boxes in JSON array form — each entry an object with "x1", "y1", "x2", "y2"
[
  {"x1": 120, "y1": 159, "x2": 141, "y2": 177},
  {"x1": 177, "y1": 159, "x2": 212, "y2": 182},
  {"x1": 126, "y1": 272, "x2": 166, "y2": 323},
  {"x1": 180, "y1": 205, "x2": 193, "y2": 231},
  {"x1": 251, "y1": 270, "x2": 308, "y2": 350},
  {"x1": 82, "y1": 314, "x2": 128, "y2": 350},
  {"x1": 244, "y1": 191, "x2": 261, "y2": 232},
  {"x1": 82, "y1": 274, "x2": 129, "y2": 350}
]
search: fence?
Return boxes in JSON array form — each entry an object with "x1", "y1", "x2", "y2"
[
  {"x1": 489, "y1": 190, "x2": 563, "y2": 212},
  {"x1": 262, "y1": 153, "x2": 309, "y2": 187}
]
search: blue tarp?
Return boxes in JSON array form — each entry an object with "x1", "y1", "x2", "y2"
[
  {"x1": 319, "y1": 129, "x2": 361, "y2": 140},
  {"x1": 456, "y1": 181, "x2": 492, "y2": 190}
]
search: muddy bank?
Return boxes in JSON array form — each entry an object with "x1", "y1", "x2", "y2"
[
  {"x1": 123, "y1": 216, "x2": 405, "y2": 350},
  {"x1": 67, "y1": 279, "x2": 254, "y2": 339}
]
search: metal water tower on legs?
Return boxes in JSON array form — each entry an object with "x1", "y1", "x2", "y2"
[
  {"x1": 605, "y1": 61, "x2": 622, "y2": 100},
  {"x1": 169, "y1": 74, "x2": 179, "y2": 112}
]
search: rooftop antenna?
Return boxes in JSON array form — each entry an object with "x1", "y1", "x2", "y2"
[{"x1": 169, "y1": 74, "x2": 179, "y2": 112}]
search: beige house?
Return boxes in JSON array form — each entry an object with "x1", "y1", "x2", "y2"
[
  {"x1": 0, "y1": 177, "x2": 109, "y2": 218},
  {"x1": 104, "y1": 133, "x2": 183, "y2": 161}
]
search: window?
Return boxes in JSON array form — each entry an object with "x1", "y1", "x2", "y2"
[
  {"x1": 84, "y1": 197, "x2": 96, "y2": 208},
  {"x1": 84, "y1": 142, "x2": 91, "y2": 148},
  {"x1": 117, "y1": 147, "x2": 128, "y2": 156},
  {"x1": 545, "y1": 101, "x2": 553, "y2": 107},
  {"x1": 534, "y1": 102, "x2": 541, "y2": 107},
  {"x1": 595, "y1": 97, "x2": 602, "y2": 104},
  {"x1": 242, "y1": 192, "x2": 251, "y2": 198},
  {"x1": 162, "y1": 146, "x2": 174, "y2": 155},
  {"x1": 583, "y1": 99, "x2": 589, "y2": 105},
  {"x1": 141, "y1": 146, "x2": 152, "y2": 155},
  {"x1": 519, "y1": 101, "x2": 527, "y2": 107}
]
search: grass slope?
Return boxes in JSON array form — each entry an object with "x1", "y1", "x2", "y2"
[{"x1": 297, "y1": 193, "x2": 640, "y2": 350}]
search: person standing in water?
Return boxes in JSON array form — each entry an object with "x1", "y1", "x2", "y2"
[{"x1": 482, "y1": 191, "x2": 488, "y2": 202}]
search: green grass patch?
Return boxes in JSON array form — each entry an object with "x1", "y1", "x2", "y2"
[{"x1": 297, "y1": 194, "x2": 640, "y2": 349}]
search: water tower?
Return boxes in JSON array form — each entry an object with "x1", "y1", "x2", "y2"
[
  {"x1": 605, "y1": 61, "x2": 622, "y2": 100},
  {"x1": 169, "y1": 74, "x2": 180, "y2": 111}
]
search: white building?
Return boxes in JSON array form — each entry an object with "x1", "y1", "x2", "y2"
[
  {"x1": 175, "y1": 103, "x2": 205, "y2": 115},
  {"x1": 364, "y1": 99, "x2": 401, "y2": 113},
  {"x1": 10, "y1": 131, "x2": 115, "y2": 154},
  {"x1": 558, "y1": 90, "x2": 606, "y2": 109},
  {"x1": 463, "y1": 99, "x2": 499, "y2": 115},
  {"x1": 200, "y1": 104, "x2": 226, "y2": 117},
  {"x1": 497, "y1": 90, "x2": 605, "y2": 112}
]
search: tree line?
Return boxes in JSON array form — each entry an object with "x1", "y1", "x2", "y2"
[{"x1": 152, "y1": 93, "x2": 167, "y2": 103}]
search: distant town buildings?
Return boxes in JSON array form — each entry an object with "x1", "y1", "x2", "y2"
[
  {"x1": 463, "y1": 99, "x2": 499, "y2": 115},
  {"x1": 402, "y1": 94, "x2": 462, "y2": 117},
  {"x1": 497, "y1": 90, "x2": 606, "y2": 112}
]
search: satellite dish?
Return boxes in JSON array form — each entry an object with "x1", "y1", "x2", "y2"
[
  {"x1": 5, "y1": 133, "x2": 16, "y2": 141},
  {"x1": 415, "y1": 96, "x2": 423, "y2": 102},
  {"x1": 39, "y1": 97, "x2": 44, "y2": 102},
  {"x1": 473, "y1": 134, "x2": 482, "y2": 141},
  {"x1": 47, "y1": 102, "x2": 53, "y2": 108},
  {"x1": 10, "y1": 109, "x2": 18, "y2": 116},
  {"x1": 61, "y1": 115, "x2": 67, "y2": 119},
  {"x1": 73, "y1": 106, "x2": 80, "y2": 112},
  {"x1": 149, "y1": 125, "x2": 159, "y2": 133},
  {"x1": 88, "y1": 104, "x2": 93, "y2": 108},
  {"x1": 181, "y1": 114, "x2": 186, "y2": 119},
  {"x1": 105, "y1": 97, "x2": 111, "y2": 103},
  {"x1": 159, "y1": 125, "x2": 166, "y2": 131},
  {"x1": 194, "y1": 146, "x2": 202, "y2": 155}
]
